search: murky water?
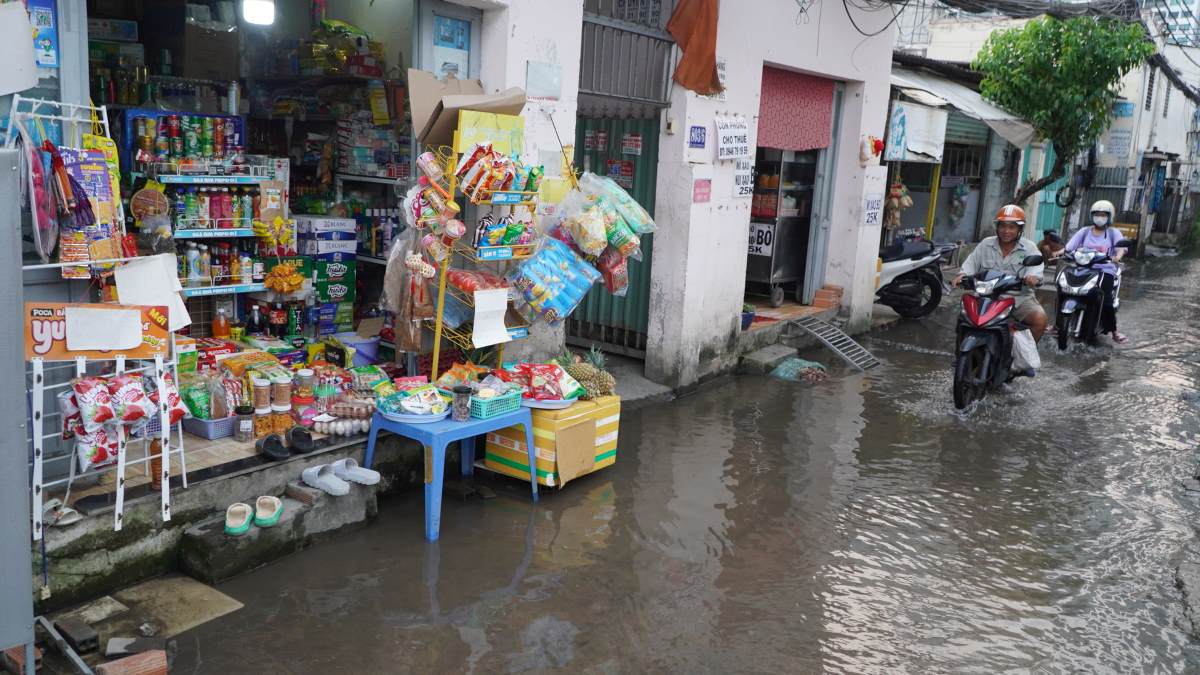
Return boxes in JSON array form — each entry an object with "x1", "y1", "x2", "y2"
[{"x1": 174, "y1": 258, "x2": 1200, "y2": 673}]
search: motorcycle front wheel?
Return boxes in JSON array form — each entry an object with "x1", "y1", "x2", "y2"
[
  {"x1": 1056, "y1": 312, "x2": 1071, "y2": 351},
  {"x1": 894, "y1": 273, "x2": 943, "y2": 319},
  {"x1": 953, "y1": 347, "x2": 986, "y2": 409}
]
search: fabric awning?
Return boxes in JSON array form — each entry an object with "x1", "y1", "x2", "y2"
[{"x1": 890, "y1": 67, "x2": 1036, "y2": 148}]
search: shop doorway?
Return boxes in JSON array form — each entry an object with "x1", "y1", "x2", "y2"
[{"x1": 566, "y1": 116, "x2": 658, "y2": 357}]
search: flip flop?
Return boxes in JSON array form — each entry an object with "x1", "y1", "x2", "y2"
[
  {"x1": 256, "y1": 434, "x2": 289, "y2": 461},
  {"x1": 42, "y1": 498, "x2": 83, "y2": 527},
  {"x1": 331, "y1": 458, "x2": 380, "y2": 486},
  {"x1": 287, "y1": 426, "x2": 316, "y2": 454},
  {"x1": 253, "y1": 496, "x2": 284, "y2": 527},
  {"x1": 224, "y1": 503, "x2": 253, "y2": 536},
  {"x1": 302, "y1": 464, "x2": 350, "y2": 496}
]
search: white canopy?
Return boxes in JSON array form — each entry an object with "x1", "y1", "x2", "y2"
[{"x1": 890, "y1": 67, "x2": 1037, "y2": 148}]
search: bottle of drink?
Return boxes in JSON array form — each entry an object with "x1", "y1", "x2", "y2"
[
  {"x1": 231, "y1": 187, "x2": 244, "y2": 229},
  {"x1": 212, "y1": 307, "x2": 230, "y2": 339},
  {"x1": 240, "y1": 254, "x2": 253, "y2": 284},
  {"x1": 241, "y1": 189, "x2": 255, "y2": 228},
  {"x1": 185, "y1": 242, "x2": 201, "y2": 286},
  {"x1": 174, "y1": 188, "x2": 188, "y2": 229},
  {"x1": 197, "y1": 244, "x2": 211, "y2": 285},
  {"x1": 269, "y1": 303, "x2": 287, "y2": 338},
  {"x1": 220, "y1": 188, "x2": 233, "y2": 228},
  {"x1": 245, "y1": 304, "x2": 267, "y2": 335},
  {"x1": 196, "y1": 188, "x2": 211, "y2": 228},
  {"x1": 229, "y1": 249, "x2": 241, "y2": 282},
  {"x1": 185, "y1": 187, "x2": 199, "y2": 227},
  {"x1": 251, "y1": 188, "x2": 261, "y2": 221}
]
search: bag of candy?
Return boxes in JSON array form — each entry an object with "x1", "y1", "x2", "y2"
[
  {"x1": 595, "y1": 196, "x2": 641, "y2": 258},
  {"x1": 75, "y1": 427, "x2": 118, "y2": 473},
  {"x1": 597, "y1": 245, "x2": 630, "y2": 296},
  {"x1": 57, "y1": 389, "x2": 81, "y2": 439},
  {"x1": 447, "y1": 269, "x2": 508, "y2": 293},
  {"x1": 108, "y1": 373, "x2": 150, "y2": 424},
  {"x1": 148, "y1": 372, "x2": 189, "y2": 425},
  {"x1": 73, "y1": 376, "x2": 115, "y2": 432}
]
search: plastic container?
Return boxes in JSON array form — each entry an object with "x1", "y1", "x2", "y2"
[
  {"x1": 234, "y1": 404, "x2": 254, "y2": 442},
  {"x1": 291, "y1": 394, "x2": 317, "y2": 427},
  {"x1": 296, "y1": 368, "x2": 315, "y2": 395},
  {"x1": 253, "y1": 407, "x2": 273, "y2": 438},
  {"x1": 251, "y1": 378, "x2": 271, "y2": 409},
  {"x1": 333, "y1": 332, "x2": 381, "y2": 366},
  {"x1": 182, "y1": 415, "x2": 236, "y2": 440},
  {"x1": 271, "y1": 403, "x2": 293, "y2": 435},
  {"x1": 271, "y1": 375, "x2": 292, "y2": 407},
  {"x1": 470, "y1": 389, "x2": 522, "y2": 419},
  {"x1": 452, "y1": 386, "x2": 471, "y2": 422}
]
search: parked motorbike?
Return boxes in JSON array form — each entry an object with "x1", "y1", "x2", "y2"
[
  {"x1": 1053, "y1": 241, "x2": 1131, "y2": 350},
  {"x1": 876, "y1": 239, "x2": 959, "y2": 319},
  {"x1": 952, "y1": 254, "x2": 1044, "y2": 409}
]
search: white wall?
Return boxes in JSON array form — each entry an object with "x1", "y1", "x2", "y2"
[
  {"x1": 646, "y1": 0, "x2": 895, "y2": 387},
  {"x1": 925, "y1": 16, "x2": 1027, "y2": 63}
]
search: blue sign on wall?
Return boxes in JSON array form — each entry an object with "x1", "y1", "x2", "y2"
[{"x1": 688, "y1": 125, "x2": 706, "y2": 149}]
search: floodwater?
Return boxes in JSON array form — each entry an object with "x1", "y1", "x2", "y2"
[{"x1": 174, "y1": 257, "x2": 1200, "y2": 673}]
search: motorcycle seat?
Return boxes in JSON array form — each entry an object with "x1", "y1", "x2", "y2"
[{"x1": 880, "y1": 239, "x2": 935, "y2": 263}]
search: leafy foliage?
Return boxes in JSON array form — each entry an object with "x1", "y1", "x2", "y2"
[{"x1": 973, "y1": 17, "x2": 1154, "y2": 204}]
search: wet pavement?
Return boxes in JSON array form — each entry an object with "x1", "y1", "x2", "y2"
[{"x1": 173, "y1": 256, "x2": 1200, "y2": 673}]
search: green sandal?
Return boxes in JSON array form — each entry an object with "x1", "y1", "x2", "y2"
[
  {"x1": 253, "y1": 496, "x2": 284, "y2": 527},
  {"x1": 224, "y1": 503, "x2": 253, "y2": 536}
]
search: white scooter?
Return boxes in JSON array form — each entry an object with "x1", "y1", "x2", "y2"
[{"x1": 876, "y1": 238, "x2": 959, "y2": 319}]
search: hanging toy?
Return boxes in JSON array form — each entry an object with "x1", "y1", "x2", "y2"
[
  {"x1": 883, "y1": 181, "x2": 913, "y2": 230},
  {"x1": 42, "y1": 140, "x2": 96, "y2": 229}
]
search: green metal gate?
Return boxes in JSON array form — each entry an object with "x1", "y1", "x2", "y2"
[
  {"x1": 1030, "y1": 144, "x2": 1068, "y2": 236},
  {"x1": 566, "y1": 116, "x2": 657, "y2": 357}
]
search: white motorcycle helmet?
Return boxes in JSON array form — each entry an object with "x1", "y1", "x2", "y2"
[{"x1": 1090, "y1": 199, "x2": 1115, "y2": 228}]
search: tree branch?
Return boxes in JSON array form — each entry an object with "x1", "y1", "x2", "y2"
[{"x1": 1014, "y1": 152, "x2": 1069, "y2": 206}]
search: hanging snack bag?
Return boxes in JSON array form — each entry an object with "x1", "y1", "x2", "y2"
[
  {"x1": 597, "y1": 246, "x2": 630, "y2": 296},
  {"x1": 76, "y1": 427, "x2": 118, "y2": 473},
  {"x1": 509, "y1": 238, "x2": 601, "y2": 325},
  {"x1": 57, "y1": 389, "x2": 81, "y2": 439},
  {"x1": 580, "y1": 171, "x2": 657, "y2": 234},
  {"x1": 148, "y1": 372, "x2": 189, "y2": 425},
  {"x1": 73, "y1": 376, "x2": 115, "y2": 432},
  {"x1": 447, "y1": 269, "x2": 508, "y2": 293},
  {"x1": 563, "y1": 205, "x2": 608, "y2": 256},
  {"x1": 595, "y1": 196, "x2": 641, "y2": 258},
  {"x1": 108, "y1": 373, "x2": 150, "y2": 424},
  {"x1": 454, "y1": 143, "x2": 492, "y2": 178}
]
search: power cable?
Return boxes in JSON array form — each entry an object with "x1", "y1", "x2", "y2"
[{"x1": 843, "y1": 0, "x2": 910, "y2": 36}]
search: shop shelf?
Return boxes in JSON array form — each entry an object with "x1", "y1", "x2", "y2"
[
  {"x1": 335, "y1": 173, "x2": 406, "y2": 186},
  {"x1": 174, "y1": 228, "x2": 256, "y2": 239},
  {"x1": 357, "y1": 255, "x2": 389, "y2": 266},
  {"x1": 158, "y1": 174, "x2": 265, "y2": 185},
  {"x1": 180, "y1": 282, "x2": 265, "y2": 298},
  {"x1": 474, "y1": 190, "x2": 539, "y2": 207},
  {"x1": 435, "y1": 321, "x2": 530, "y2": 352}
]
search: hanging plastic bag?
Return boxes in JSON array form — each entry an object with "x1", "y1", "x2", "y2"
[
  {"x1": 1012, "y1": 329, "x2": 1041, "y2": 372},
  {"x1": 15, "y1": 119, "x2": 57, "y2": 263},
  {"x1": 579, "y1": 171, "x2": 656, "y2": 234},
  {"x1": 509, "y1": 237, "x2": 601, "y2": 325}
]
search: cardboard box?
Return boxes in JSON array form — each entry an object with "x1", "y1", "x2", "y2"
[
  {"x1": 315, "y1": 279, "x2": 356, "y2": 303},
  {"x1": 485, "y1": 396, "x2": 620, "y2": 488},
  {"x1": 300, "y1": 230, "x2": 356, "y2": 242},
  {"x1": 181, "y1": 23, "x2": 238, "y2": 80},
  {"x1": 175, "y1": 336, "x2": 197, "y2": 374},
  {"x1": 298, "y1": 239, "x2": 356, "y2": 256},
  {"x1": 294, "y1": 215, "x2": 357, "y2": 234},
  {"x1": 407, "y1": 68, "x2": 527, "y2": 146},
  {"x1": 315, "y1": 260, "x2": 356, "y2": 284}
]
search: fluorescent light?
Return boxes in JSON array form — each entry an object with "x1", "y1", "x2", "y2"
[{"x1": 243, "y1": 0, "x2": 275, "y2": 25}]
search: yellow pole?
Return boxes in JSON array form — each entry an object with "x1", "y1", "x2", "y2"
[
  {"x1": 430, "y1": 140, "x2": 458, "y2": 379},
  {"x1": 925, "y1": 163, "x2": 942, "y2": 240}
]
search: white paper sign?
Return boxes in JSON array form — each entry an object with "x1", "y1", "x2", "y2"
[
  {"x1": 0, "y1": 2, "x2": 38, "y2": 96},
  {"x1": 863, "y1": 166, "x2": 887, "y2": 229},
  {"x1": 114, "y1": 253, "x2": 191, "y2": 331},
  {"x1": 733, "y1": 159, "x2": 754, "y2": 199},
  {"x1": 64, "y1": 307, "x2": 142, "y2": 352},
  {"x1": 471, "y1": 288, "x2": 512, "y2": 348},
  {"x1": 716, "y1": 115, "x2": 750, "y2": 160},
  {"x1": 748, "y1": 222, "x2": 775, "y2": 257}
]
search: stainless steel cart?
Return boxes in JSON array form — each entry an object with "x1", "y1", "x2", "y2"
[{"x1": 746, "y1": 148, "x2": 818, "y2": 306}]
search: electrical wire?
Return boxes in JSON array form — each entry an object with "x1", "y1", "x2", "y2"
[{"x1": 843, "y1": 0, "x2": 910, "y2": 36}]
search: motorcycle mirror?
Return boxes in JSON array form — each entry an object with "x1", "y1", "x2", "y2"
[{"x1": 1021, "y1": 254, "x2": 1044, "y2": 267}]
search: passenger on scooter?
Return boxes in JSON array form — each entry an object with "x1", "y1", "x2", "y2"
[
  {"x1": 1063, "y1": 199, "x2": 1128, "y2": 343},
  {"x1": 952, "y1": 204, "x2": 1048, "y2": 340},
  {"x1": 1038, "y1": 229, "x2": 1065, "y2": 263}
]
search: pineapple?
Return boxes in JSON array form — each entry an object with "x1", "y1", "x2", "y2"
[{"x1": 566, "y1": 347, "x2": 616, "y2": 399}]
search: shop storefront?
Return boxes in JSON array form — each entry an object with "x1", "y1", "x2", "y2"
[{"x1": 3, "y1": 0, "x2": 646, "y2": 628}]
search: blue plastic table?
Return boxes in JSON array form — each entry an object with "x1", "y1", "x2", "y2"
[{"x1": 363, "y1": 408, "x2": 538, "y2": 541}]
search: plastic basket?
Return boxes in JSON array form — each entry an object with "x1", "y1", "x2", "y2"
[
  {"x1": 182, "y1": 415, "x2": 236, "y2": 440},
  {"x1": 470, "y1": 389, "x2": 522, "y2": 419}
]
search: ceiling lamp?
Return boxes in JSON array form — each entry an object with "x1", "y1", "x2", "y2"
[{"x1": 243, "y1": 0, "x2": 275, "y2": 26}]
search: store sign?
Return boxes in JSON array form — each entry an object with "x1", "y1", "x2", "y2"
[
  {"x1": 595, "y1": 130, "x2": 609, "y2": 151},
  {"x1": 622, "y1": 133, "x2": 643, "y2": 156},
  {"x1": 862, "y1": 166, "x2": 887, "y2": 230},
  {"x1": 733, "y1": 159, "x2": 754, "y2": 199},
  {"x1": 883, "y1": 101, "x2": 947, "y2": 164},
  {"x1": 1104, "y1": 128, "x2": 1132, "y2": 159},
  {"x1": 606, "y1": 159, "x2": 635, "y2": 190},
  {"x1": 688, "y1": 125, "x2": 707, "y2": 149},
  {"x1": 25, "y1": 303, "x2": 170, "y2": 361},
  {"x1": 1112, "y1": 101, "x2": 1136, "y2": 118},
  {"x1": 693, "y1": 178, "x2": 712, "y2": 203},
  {"x1": 715, "y1": 115, "x2": 750, "y2": 160},
  {"x1": 748, "y1": 222, "x2": 775, "y2": 257}
]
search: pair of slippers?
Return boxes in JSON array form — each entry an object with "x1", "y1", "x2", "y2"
[
  {"x1": 224, "y1": 496, "x2": 283, "y2": 536},
  {"x1": 301, "y1": 458, "x2": 380, "y2": 496},
  {"x1": 257, "y1": 427, "x2": 315, "y2": 462}
]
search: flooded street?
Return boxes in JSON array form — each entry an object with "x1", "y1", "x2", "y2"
[{"x1": 174, "y1": 257, "x2": 1200, "y2": 673}]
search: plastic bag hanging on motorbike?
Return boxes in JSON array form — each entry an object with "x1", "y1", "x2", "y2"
[{"x1": 1011, "y1": 329, "x2": 1041, "y2": 372}]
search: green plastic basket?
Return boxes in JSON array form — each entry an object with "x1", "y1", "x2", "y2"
[{"x1": 470, "y1": 389, "x2": 522, "y2": 419}]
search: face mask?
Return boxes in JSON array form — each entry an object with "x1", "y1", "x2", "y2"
[{"x1": 1092, "y1": 215, "x2": 1109, "y2": 227}]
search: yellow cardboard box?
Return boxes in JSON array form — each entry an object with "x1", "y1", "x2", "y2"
[{"x1": 485, "y1": 396, "x2": 620, "y2": 488}]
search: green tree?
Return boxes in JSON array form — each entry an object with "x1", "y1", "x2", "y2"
[{"x1": 973, "y1": 17, "x2": 1154, "y2": 205}]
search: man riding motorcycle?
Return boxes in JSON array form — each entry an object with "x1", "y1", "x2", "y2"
[
  {"x1": 1062, "y1": 199, "x2": 1128, "y2": 343},
  {"x1": 953, "y1": 205, "x2": 1047, "y2": 341}
]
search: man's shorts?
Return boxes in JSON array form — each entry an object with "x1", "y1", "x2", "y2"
[{"x1": 1011, "y1": 296, "x2": 1045, "y2": 324}]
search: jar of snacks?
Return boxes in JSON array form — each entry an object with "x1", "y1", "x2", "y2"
[
  {"x1": 234, "y1": 405, "x2": 255, "y2": 443},
  {"x1": 251, "y1": 378, "x2": 271, "y2": 409},
  {"x1": 253, "y1": 408, "x2": 273, "y2": 438},
  {"x1": 291, "y1": 394, "x2": 317, "y2": 427},
  {"x1": 452, "y1": 386, "x2": 471, "y2": 422},
  {"x1": 271, "y1": 375, "x2": 292, "y2": 407},
  {"x1": 295, "y1": 368, "x2": 315, "y2": 397},
  {"x1": 271, "y1": 403, "x2": 293, "y2": 435}
]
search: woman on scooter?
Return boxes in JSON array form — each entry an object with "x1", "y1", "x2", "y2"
[{"x1": 1063, "y1": 199, "x2": 1128, "y2": 343}]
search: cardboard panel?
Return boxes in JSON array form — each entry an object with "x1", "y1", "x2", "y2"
[{"x1": 555, "y1": 419, "x2": 597, "y2": 486}]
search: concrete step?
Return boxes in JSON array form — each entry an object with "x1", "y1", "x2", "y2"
[
  {"x1": 739, "y1": 344, "x2": 799, "y2": 374},
  {"x1": 179, "y1": 481, "x2": 378, "y2": 584}
]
